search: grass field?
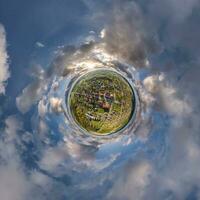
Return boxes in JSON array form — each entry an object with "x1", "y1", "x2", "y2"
[{"x1": 69, "y1": 70, "x2": 135, "y2": 135}]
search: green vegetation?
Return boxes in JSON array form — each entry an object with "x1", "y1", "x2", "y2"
[{"x1": 68, "y1": 70, "x2": 135, "y2": 135}]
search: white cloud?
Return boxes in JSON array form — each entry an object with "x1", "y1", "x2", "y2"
[
  {"x1": 39, "y1": 146, "x2": 68, "y2": 171},
  {"x1": 102, "y1": 1, "x2": 160, "y2": 67},
  {"x1": 0, "y1": 164, "x2": 30, "y2": 200},
  {"x1": 158, "y1": 81, "x2": 192, "y2": 117},
  {"x1": 143, "y1": 75, "x2": 160, "y2": 94},
  {"x1": 16, "y1": 79, "x2": 47, "y2": 113},
  {"x1": 140, "y1": 66, "x2": 200, "y2": 199},
  {"x1": 36, "y1": 42, "x2": 45, "y2": 48},
  {"x1": 0, "y1": 116, "x2": 31, "y2": 200},
  {"x1": 38, "y1": 98, "x2": 48, "y2": 117},
  {"x1": 7, "y1": 1, "x2": 200, "y2": 199},
  {"x1": 0, "y1": 24, "x2": 10, "y2": 94},
  {"x1": 107, "y1": 160, "x2": 152, "y2": 200},
  {"x1": 49, "y1": 97, "x2": 63, "y2": 113}
]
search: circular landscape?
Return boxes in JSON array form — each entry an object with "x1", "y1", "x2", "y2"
[{"x1": 68, "y1": 69, "x2": 135, "y2": 135}]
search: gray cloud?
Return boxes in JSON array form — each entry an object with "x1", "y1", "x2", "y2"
[
  {"x1": 144, "y1": 0, "x2": 200, "y2": 65},
  {"x1": 107, "y1": 160, "x2": 152, "y2": 200},
  {"x1": 91, "y1": 0, "x2": 200, "y2": 198},
  {"x1": 102, "y1": 1, "x2": 160, "y2": 67},
  {"x1": 106, "y1": 65, "x2": 200, "y2": 199},
  {"x1": 13, "y1": 0, "x2": 200, "y2": 199}
]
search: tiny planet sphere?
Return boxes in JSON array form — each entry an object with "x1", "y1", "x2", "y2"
[{"x1": 68, "y1": 70, "x2": 135, "y2": 135}]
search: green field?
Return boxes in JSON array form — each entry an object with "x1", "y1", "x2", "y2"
[{"x1": 68, "y1": 70, "x2": 135, "y2": 135}]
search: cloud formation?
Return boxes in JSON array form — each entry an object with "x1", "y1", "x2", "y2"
[
  {"x1": 0, "y1": 24, "x2": 10, "y2": 94},
  {"x1": 5, "y1": 0, "x2": 200, "y2": 199},
  {"x1": 107, "y1": 160, "x2": 152, "y2": 200},
  {"x1": 102, "y1": 1, "x2": 160, "y2": 67},
  {"x1": 0, "y1": 116, "x2": 30, "y2": 200}
]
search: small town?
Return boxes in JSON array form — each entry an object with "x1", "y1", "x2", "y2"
[{"x1": 69, "y1": 71, "x2": 134, "y2": 134}]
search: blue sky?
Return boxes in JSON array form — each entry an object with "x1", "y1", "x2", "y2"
[{"x1": 0, "y1": 0, "x2": 200, "y2": 200}]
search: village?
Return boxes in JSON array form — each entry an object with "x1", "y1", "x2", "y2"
[{"x1": 69, "y1": 70, "x2": 134, "y2": 134}]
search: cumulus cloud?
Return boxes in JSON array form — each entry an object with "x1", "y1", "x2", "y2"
[
  {"x1": 38, "y1": 98, "x2": 48, "y2": 117},
  {"x1": 117, "y1": 66, "x2": 200, "y2": 200},
  {"x1": 107, "y1": 160, "x2": 152, "y2": 200},
  {"x1": 91, "y1": 1, "x2": 161, "y2": 67},
  {"x1": 0, "y1": 165, "x2": 30, "y2": 200},
  {"x1": 49, "y1": 97, "x2": 63, "y2": 113},
  {"x1": 0, "y1": 24, "x2": 10, "y2": 94},
  {"x1": 152, "y1": 66, "x2": 200, "y2": 199},
  {"x1": 92, "y1": 0, "x2": 200, "y2": 197},
  {"x1": 16, "y1": 42, "x2": 95, "y2": 113},
  {"x1": 0, "y1": 116, "x2": 30, "y2": 200},
  {"x1": 39, "y1": 146, "x2": 69, "y2": 171},
  {"x1": 0, "y1": 116, "x2": 65, "y2": 200},
  {"x1": 16, "y1": 64, "x2": 49, "y2": 113},
  {"x1": 106, "y1": 68, "x2": 200, "y2": 199},
  {"x1": 16, "y1": 79, "x2": 47, "y2": 113},
  {"x1": 143, "y1": 75, "x2": 161, "y2": 94},
  {"x1": 10, "y1": 0, "x2": 200, "y2": 199}
]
